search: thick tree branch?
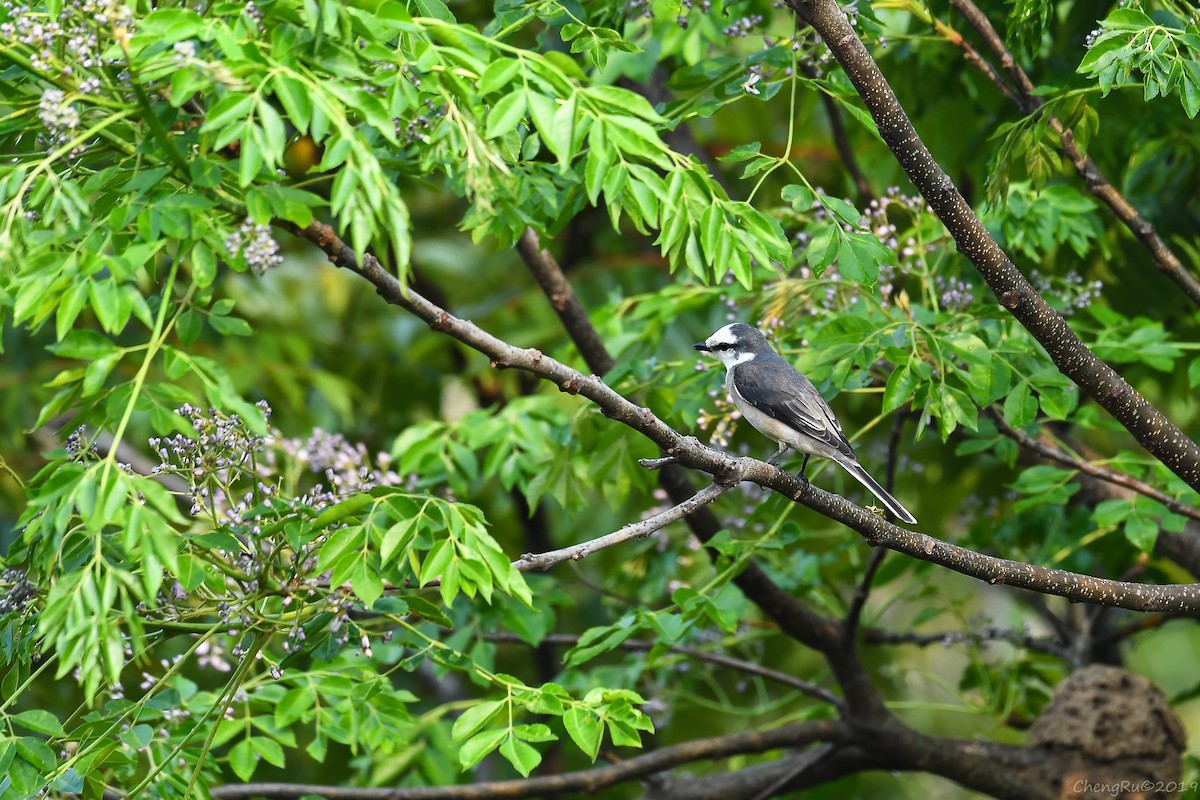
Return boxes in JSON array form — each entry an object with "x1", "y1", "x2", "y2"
[
  {"x1": 511, "y1": 483, "x2": 731, "y2": 572},
  {"x1": 515, "y1": 229, "x2": 615, "y2": 375},
  {"x1": 291, "y1": 219, "x2": 1200, "y2": 612},
  {"x1": 652, "y1": 746, "x2": 881, "y2": 800},
  {"x1": 204, "y1": 721, "x2": 848, "y2": 800},
  {"x1": 945, "y1": 0, "x2": 1200, "y2": 307},
  {"x1": 656, "y1": 725, "x2": 1052, "y2": 800},
  {"x1": 783, "y1": 0, "x2": 1200, "y2": 494}
]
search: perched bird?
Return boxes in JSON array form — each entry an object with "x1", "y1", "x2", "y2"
[{"x1": 695, "y1": 322, "x2": 917, "y2": 525}]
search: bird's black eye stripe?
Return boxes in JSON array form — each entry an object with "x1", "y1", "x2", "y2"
[{"x1": 712, "y1": 343, "x2": 733, "y2": 351}]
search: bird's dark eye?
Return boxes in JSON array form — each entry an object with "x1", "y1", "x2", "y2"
[{"x1": 712, "y1": 343, "x2": 733, "y2": 351}]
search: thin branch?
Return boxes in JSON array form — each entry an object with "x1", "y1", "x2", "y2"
[
  {"x1": 783, "y1": 0, "x2": 1200, "y2": 495},
  {"x1": 1090, "y1": 611, "x2": 1193, "y2": 649},
  {"x1": 483, "y1": 631, "x2": 844, "y2": 709},
  {"x1": 1155, "y1": 527, "x2": 1200, "y2": 580},
  {"x1": 863, "y1": 625, "x2": 1072, "y2": 660},
  {"x1": 748, "y1": 744, "x2": 838, "y2": 800},
  {"x1": 843, "y1": 411, "x2": 906, "y2": 641},
  {"x1": 987, "y1": 407, "x2": 1200, "y2": 523},
  {"x1": 997, "y1": 401, "x2": 1200, "y2": 579},
  {"x1": 567, "y1": 561, "x2": 658, "y2": 607},
  {"x1": 289, "y1": 218, "x2": 1200, "y2": 612},
  {"x1": 930, "y1": 18, "x2": 1020, "y2": 105},
  {"x1": 421, "y1": 485, "x2": 728, "y2": 589},
  {"x1": 844, "y1": 548, "x2": 886, "y2": 643},
  {"x1": 203, "y1": 721, "x2": 849, "y2": 800},
  {"x1": 418, "y1": 485, "x2": 729, "y2": 590},
  {"x1": 945, "y1": 0, "x2": 1200, "y2": 307},
  {"x1": 512, "y1": 483, "x2": 731, "y2": 572},
  {"x1": 819, "y1": 92, "x2": 872, "y2": 202},
  {"x1": 1019, "y1": 591, "x2": 1076, "y2": 649}
]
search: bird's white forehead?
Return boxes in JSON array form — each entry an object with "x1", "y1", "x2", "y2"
[{"x1": 706, "y1": 324, "x2": 742, "y2": 347}]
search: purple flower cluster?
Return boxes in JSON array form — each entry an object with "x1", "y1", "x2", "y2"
[
  {"x1": 933, "y1": 275, "x2": 974, "y2": 311},
  {"x1": 626, "y1": 0, "x2": 654, "y2": 20},
  {"x1": 398, "y1": 97, "x2": 439, "y2": 145},
  {"x1": 276, "y1": 427, "x2": 404, "y2": 508},
  {"x1": 224, "y1": 218, "x2": 284, "y2": 275},
  {"x1": 64, "y1": 426, "x2": 98, "y2": 460},
  {"x1": 0, "y1": 0, "x2": 131, "y2": 73},
  {"x1": 1029, "y1": 269, "x2": 1103, "y2": 316},
  {"x1": 131, "y1": 401, "x2": 412, "y2": 686},
  {"x1": 37, "y1": 87, "x2": 78, "y2": 146},
  {"x1": 0, "y1": 568, "x2": 36, "y2": 614},
  {"x1": 723, "y1": 14, "x2": 764, "y2": 38},
  {"x1": 150, "y1": 402, "x2": 273, "y2": 520}
]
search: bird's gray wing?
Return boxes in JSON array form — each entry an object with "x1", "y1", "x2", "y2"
[{"x1": 735, "y1": 357, "x2": 857, "y2": 460}]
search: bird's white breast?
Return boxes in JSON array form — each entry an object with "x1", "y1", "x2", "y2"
[{"x1": 726, "y1": 363, "x2": 830, "y2": 458}]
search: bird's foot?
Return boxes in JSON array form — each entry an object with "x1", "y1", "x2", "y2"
[{"x1": 797, "y1": 454, "x2": 811, "y2": 481}]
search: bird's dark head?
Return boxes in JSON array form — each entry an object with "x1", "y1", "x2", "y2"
[{"x1": 693, "y1": 323, "x2": 772, "y2": 365}]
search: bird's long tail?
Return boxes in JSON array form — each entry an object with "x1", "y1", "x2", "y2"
[{"x1": 837, "y1": 458, "x2": 918, "y2": 525}]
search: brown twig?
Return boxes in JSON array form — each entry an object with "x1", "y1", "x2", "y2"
[
  {"x1": 930, "y1": 17, "x2": 1020, "y2": 105},
  {"x1": 748, "y1": 744, "x2": 839, "y2": 800},
  {"x1": 203, "y1": 721, "x2": 848, "y2": 800},
  {"x1": 653, "y1": 746, "x2": 879, "y2": 800},
  {"x1": 511, "y1": 483, "x2": 731, "y2": 571},
  {"x1": 793, "y1": 52, "x2": 873, "y2": 201},
  {"x1": 483, "y1": 631, "x2": 844, "y2": 709},
  {"x1": 986, "y1": 407, "x2": 1200, "y2": 523},
  {"x1": 783, "y1": 0, "x2": 1200, "y2": 495},
  {"x1": 1155, "y1": 527, "x2": 1200, "y2": 580},
  {"x1": 1089, "y1": 612, "x2": 1189, "y2": 649},
  {"x1": 945, "y1": 0, "x2": 1200, "y2": 308},
  {"x1": 419, "y1": 487, "x2": 726, "y2": 589}
]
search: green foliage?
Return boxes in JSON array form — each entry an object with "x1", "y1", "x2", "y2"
[
  {"x1": 985, "y1": 183, "x2": 1105, "y2": 262},
  {"x1": 1, "y1": 0, "x2": 1200, "y2": 797},
  {"x1": 985, "y1": 93, "x2": 1100, "y2": 200},
  {"x1": 1006, "y1": 0, "x2": 1054, "y2": 61},
  {"x1": 1078, "y1": 4, "x2": 1200, "y2": 118}
]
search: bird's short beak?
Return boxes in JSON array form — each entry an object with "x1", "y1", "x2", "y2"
[{"x1": 693, "y1": 342, "x2": 710, "y2": 352}]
